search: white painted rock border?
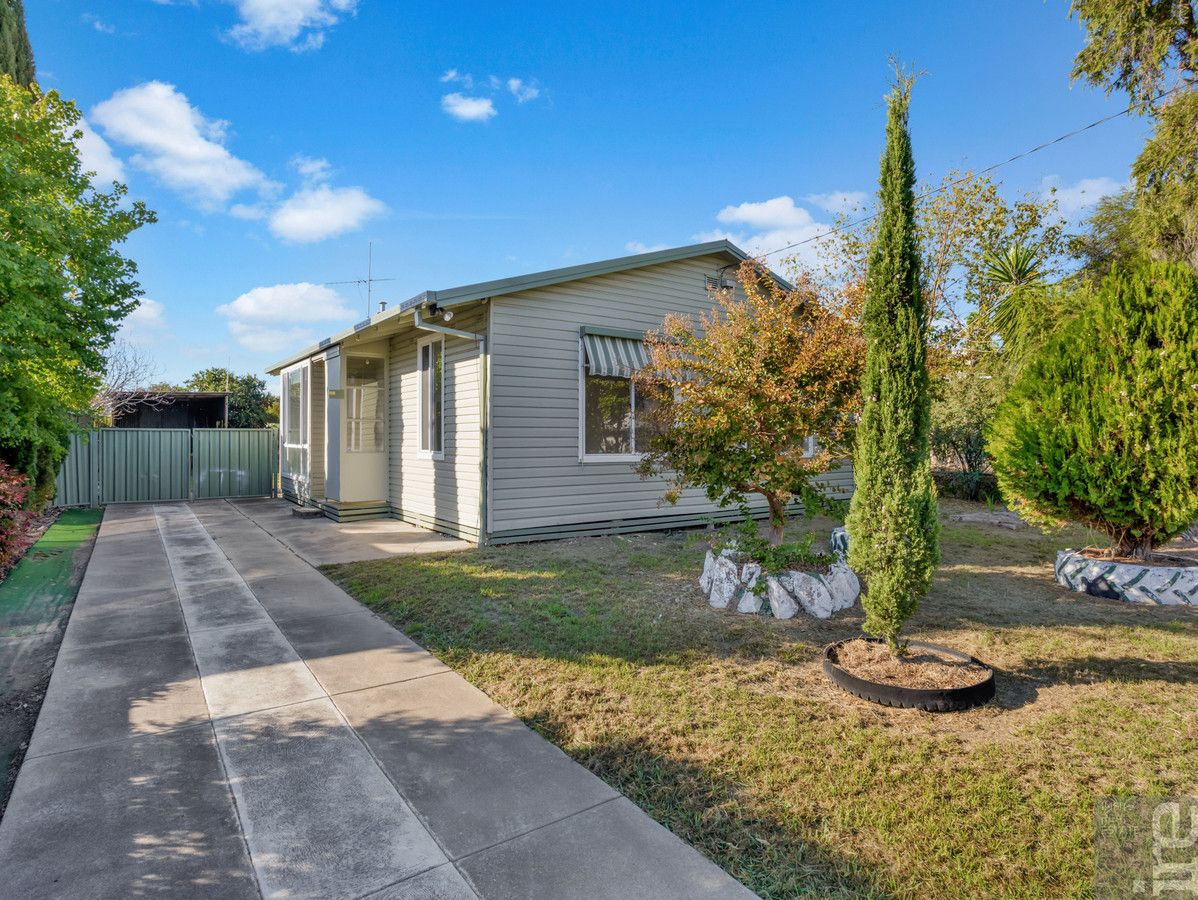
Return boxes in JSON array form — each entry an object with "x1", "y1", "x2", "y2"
[
  {"x1": 697, "y1": 539, "x2": 860, "y2": 619},
  {"x1": 1055, "y1": 549, "x2": 1198, "y2": 606}
]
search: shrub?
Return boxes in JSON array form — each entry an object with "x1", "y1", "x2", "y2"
[
  {"x1": 635, "y1": 259, "x2": 863, "y2": 545},
  {"x1": 932, "y1": 470, "x2": 1000, "y2": 504},
  {"x1": 988, "y1": 262, "x2": 1198, "y2": 558},
  {"x1": 711, "y1": 516, "x2": 835, "y2": 581},
  {"x1": 0, "y1": 460, "x2": 32, "y2": 572},
  {"x1": 930, "y1": 366, "x2": 1005, "y2": 476}
]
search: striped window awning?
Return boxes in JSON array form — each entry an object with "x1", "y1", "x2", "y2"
[{"x1": 582, "y1": 332, "x2": 650, "y2": 378}]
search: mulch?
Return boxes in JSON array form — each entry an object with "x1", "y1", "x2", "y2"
[{"x1": 834, "y1": 638, "x2": 990, "y2": 690}]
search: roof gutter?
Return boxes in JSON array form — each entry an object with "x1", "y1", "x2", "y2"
[{"x1": 413, "y1": 305, "x2": 490, "y2": 547}]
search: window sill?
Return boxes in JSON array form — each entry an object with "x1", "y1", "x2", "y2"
[
  {"x1": 418, "y1": 451, "x2": 446, "y2": 462},
  {"x1": 580, "y1": 453, "x2": 644, "y2": 464}
]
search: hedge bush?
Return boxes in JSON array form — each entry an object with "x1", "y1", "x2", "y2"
[
  {"x1": 0, "y1": 460, "x2": 32, "y2": 573},
  {"x1": 988, "y1": 262, "x2": 1198, "y2": 558}
]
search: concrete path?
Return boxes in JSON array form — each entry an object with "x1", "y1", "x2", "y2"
[
  {"x1": 229, "y1": 498, "x2": 472, "y2": 565},
  {"x1": 0, "y1": 501, "x2": 755, "y2": 900}
]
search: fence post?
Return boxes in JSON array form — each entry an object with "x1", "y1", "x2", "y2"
[{"x1": 91, "y1": 430, "x2": 102, "y2": 507}]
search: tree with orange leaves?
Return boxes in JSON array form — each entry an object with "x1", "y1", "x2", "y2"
[{"x1": 634, "y1": 259, "x2": 864, "y2": 545}]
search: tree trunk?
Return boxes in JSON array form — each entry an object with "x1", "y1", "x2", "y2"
[
  {"x1": 765, "y1": 493, "x2": 786, "y2": 546},
  {"x1": 1117, "y1": 532, "x2": 1153, "y2": 561}
]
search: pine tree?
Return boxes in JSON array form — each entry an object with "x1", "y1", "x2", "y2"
[
  {"x1": 845, "y1": 71, "x2": 940, "y2": 654},
  {"x1": 0, "y1": 0, "x2": 34, "y2": 87}
]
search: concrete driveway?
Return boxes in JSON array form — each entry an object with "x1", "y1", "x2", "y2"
[{"x1": 0, "y1": 500, "x2": 755, "y2": 900}]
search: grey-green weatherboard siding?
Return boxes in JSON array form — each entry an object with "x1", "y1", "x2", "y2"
[
  {"x1": 386, "y1": 304, "x2": 487, "y2": 541},
  {"x1": 485, "y1": 253, "x2": 855, "y2": 540}
]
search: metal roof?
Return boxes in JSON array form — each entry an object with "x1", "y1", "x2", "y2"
[
  {"x1": 113, "y1": 391, "x2": 231, "y2": 399},
  {"x1": 266, "y1": 239, "x2": 782, "y2": 374}
]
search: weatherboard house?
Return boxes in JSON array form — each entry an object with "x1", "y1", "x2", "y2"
[{"x1": 268, "y1": 240, "x2": 853, "y2": 544}]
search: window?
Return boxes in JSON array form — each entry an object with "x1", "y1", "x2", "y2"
[
  {"x1": 285, "y1": 370, "x2": 303, "y2": 445},
  {"x1": 281, "y1": 365, "x2": 308, "y2": 477},
  {"x1": 418, "y1": 337, "x2": 444, "y2": 457},
  {"x1": 345, "y1": 356, "x2": 384, "y2": 453},
  {"x1": 584, "y1": 375, "x2": 632, "y2": 454},
  {"x1": 580, "y1": 331, "x2": 660, "y2": 459}
]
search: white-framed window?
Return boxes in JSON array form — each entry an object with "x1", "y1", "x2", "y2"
[
  {"x1": 281, "y1": 363, "x2": 308, "y2": 478},
  {"x1": 578, "y1": 330, "x2": 662, "y2": 462},
  {"x1": 418, "y1": 335, "x2": 444, "y2": 459},
  {"x1": 345, "y1": 355, "x2": 384, "y2": 453}
]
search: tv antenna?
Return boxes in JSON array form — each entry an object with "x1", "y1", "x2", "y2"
[{"x1": 325, "y1": 241, "x2": 395, "y2": 317}]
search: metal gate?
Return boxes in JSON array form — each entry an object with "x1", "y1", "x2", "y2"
[
  {"x1": 53, "y1": 428, "x2": 278, "y2": 506},
  {"x1": 192, "y1": 429, "x2": 276, "y2": 500}
]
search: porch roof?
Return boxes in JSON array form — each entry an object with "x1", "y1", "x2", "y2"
[{"x1": 266, "y1": 239, "x2": 788, "y2": 374}]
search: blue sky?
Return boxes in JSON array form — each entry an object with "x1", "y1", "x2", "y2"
[{"x1": 30, "y1": 1, "x2": 1146, "y2": 385}]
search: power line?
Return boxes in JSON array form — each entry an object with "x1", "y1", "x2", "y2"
[{"x1": 758, "y1": 83, "x2": 1186, "y2": 261}]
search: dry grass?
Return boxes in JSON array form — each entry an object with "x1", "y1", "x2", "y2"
[{"x1": 326, "y1": 500, "x2": 1198, "y2": 899}]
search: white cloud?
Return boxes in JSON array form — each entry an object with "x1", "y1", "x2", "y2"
[
  {"x1": 625, "y1": 241, "x2": 671, "y2": 254},
  {"x1": 229, "y1": 202, "x2": 268, "y2": 220},
  {"x1": 803, "y1": 190, "x2": 867, "y2": 216},
  {"x1": 716, "y1": 196, "x2": 813, "y2": 230},
  {"x1": 217, "y1": 282, "x2": 357, "y2": 353},
  {"x1": 697, "y1": 195, "x2": 834, "y2": 269},
  {"x1": 292, "y1": 154, "x2": 332, "y2": 182},
  {"x1": 440, "y1": 68, "x2": 473, "y2": 89},
  {"x1": 75, "y1": 117, "x2": 126, "y2": 184},
  {"x1": 219, "y1": 282, "x2": 355, "y2": 322},
  {"x1": 228, "y1": 322, "x2": 335, "y2": 354},
  {"x1": 441, "y1": 92, "x2": 497, "y2": 122},
  {"x1": 92, "y1": 81, "x2": 270, "y2": 208},
  {"x1": 507, "y1": 78, "x2": 540, "y2": 103},
  {"x1": 268, "y1": 184, "x2": 385, "y2": 242},
  {"x1": 1040, "y1": 175, "x2": 1126, "y2": 218},
  {"x1": 226, "y1": 0, "x2": 358, "y2": 51},
  {"x1": 118, "y1": 298, "x2": 170, "y2": 345},
  {"x1": 83, "y1": 13, "x2": 116, "y2": 33},
  {"x1": 438, "y1": 70, "x2": 541, "y2": 119}
]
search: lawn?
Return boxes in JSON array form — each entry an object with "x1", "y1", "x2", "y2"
[
  {"x1": 325, "y1": 500, "x2": 1198, "y2": 899},
  {"x1": 1, "y1": 507, "x2": 102, "y2": 815}
]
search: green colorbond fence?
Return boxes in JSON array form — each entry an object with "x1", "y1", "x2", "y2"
[
  {"x1": 192, "y1": 428, "x2": 277, "y2": 500},
  {"x1": 53, "y1": 428, "x2": 278, "y2": 506}
]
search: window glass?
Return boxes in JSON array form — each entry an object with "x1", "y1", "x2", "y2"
[
  {"x1": 285, "y1": 371, "x2": 302, "y2": 445},
  {"x1": 346, "y1": 356, "x2": 383, "y2": 452},
  {"x1": 420, "y1": 340, "x2": 444, "y2": 454},
  {"x1": 584, "y1": 374, "x2": 632, "y2": 454},
  {"x1": 633, "y1": 383, "x2": 667, "y2": 451}
]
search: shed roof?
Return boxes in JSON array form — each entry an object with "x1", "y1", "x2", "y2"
[
  {"x1": 113, "y1": 391, "x2": 231, "y2": 400},
  {"x1": 266, "y1": 239, "x2": 782, "y2": 374}
]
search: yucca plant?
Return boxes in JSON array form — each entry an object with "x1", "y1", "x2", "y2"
[{"x1": 982, "y1": 243, "x2": 1052, "y2": 362}]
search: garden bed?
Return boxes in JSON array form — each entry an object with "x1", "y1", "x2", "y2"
[
  {"x1": 0, "y1": 507, "x2": 102, "y2": 816},
  {"x1": 1056, "y1": 548, "x2": 1198, "y2": 606},
  {"x1": 326, "y1": 499, "x2": 1198, "y2": 899},
  {"x1": 831, "y1": 637, "x2": 989, "y2": 690}
]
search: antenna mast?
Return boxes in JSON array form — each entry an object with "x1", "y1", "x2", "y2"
[{"x1": 325, "y1": 241, "x2": 395, "y2": 317}]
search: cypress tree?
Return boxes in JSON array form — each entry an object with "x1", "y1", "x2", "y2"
[
  {"x1": 845, "y1": 72, "x2": 939, "y2": 654},
  {"x1": 989, "y1": 262, "x2": 1198, "y2": 558},
  {"x1": 0, "y1": 0, "x2": 34, "y2": 87}
]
